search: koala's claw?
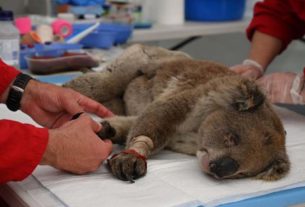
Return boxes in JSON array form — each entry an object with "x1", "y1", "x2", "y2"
[{"x1": 107, "y1": 150, "x2": 147, "y2": 183}]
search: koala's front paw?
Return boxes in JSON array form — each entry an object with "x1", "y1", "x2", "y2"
[
  {"x1": 108, "y1": 150, "x2": 147, "y2": 183},
  {"x1": 97, "y1": 121, "x2": 116, "y2": 139}
]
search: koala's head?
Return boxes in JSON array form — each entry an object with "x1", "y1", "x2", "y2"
[{"x1": 196, "y1": 75, "x2": 289, "y2": 181}]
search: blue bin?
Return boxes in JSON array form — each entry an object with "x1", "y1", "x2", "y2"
[
  {"x1": 70, "y1": 23, "x2": 133, "y2": 48},
  {"x1": 185, "y1": 0, "x2": 246, "y2": 22},
  {"x1": 81, "y1": 31, "x2": 115, "y2": 49},
  {"x1": 97, "y1": 23, "x2": 133, "y2": 44},
  {"x1": 20, "y1": 47, "x2": 35, "y2": 69},
  {"x1": 19, "y1": 43, "x2": 83, "y2": 69}
]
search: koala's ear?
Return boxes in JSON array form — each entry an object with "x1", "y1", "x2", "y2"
[
  {"x1": 232, "y1": 80, "x2": 265, "y2": 112},
  {"x1": 256, "y1": 152, "x2": 290, "y2": 181}
]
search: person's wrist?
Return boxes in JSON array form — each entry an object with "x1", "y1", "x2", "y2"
[
  {"x1": 20, "y1": 79, "x2": 40, "y2": 109},
  {"x1": 243, "y1": 59, "x2": 264, "y2": 73},
  {"x1": 40, "y1": 129, "x2": 58, "y2": 167},
  {"x1": 22, "y1": 79, "x2": 38, "y2": 98},
  {"x1": 0, "y1": 79, "x2": 14, "y2": 103},
  {"x1": 5, "y1": 74, "x2": 34, "y2": 111}
]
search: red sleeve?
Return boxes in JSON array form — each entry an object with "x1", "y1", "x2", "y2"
[
  {"x1": 247, "y1": 0, "x2": 305, "y2": 52},
  {"x1": 0, "y1": 120, "x2": 48, "y2": 183},
  {"x1": 0, "y1": 59, "x2": 20, "y2": 97}
]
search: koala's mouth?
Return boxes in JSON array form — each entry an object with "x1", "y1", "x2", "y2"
[{"x1": 196, "y1": 149, "x2": 209, "y2": 173}]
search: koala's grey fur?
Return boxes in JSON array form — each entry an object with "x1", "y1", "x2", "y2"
[{"x1": 64, "y1": 44, "x2": 289, "y2": 182}]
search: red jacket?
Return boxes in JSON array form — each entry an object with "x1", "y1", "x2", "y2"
[
  {"x1": 247, "y1": 0, "x2": 305, "y2": 52},
  {"x1": 0, "y1": 60, "x2": 48, "y2": 183}
]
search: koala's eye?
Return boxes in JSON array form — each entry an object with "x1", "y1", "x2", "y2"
[{"x1": 224, "y1": 132, "x2": 240, "y2": 147}]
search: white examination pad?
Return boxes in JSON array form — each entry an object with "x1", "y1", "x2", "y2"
[{"x1": 1, "y1": 105, "x2": 305, "y2": 207}]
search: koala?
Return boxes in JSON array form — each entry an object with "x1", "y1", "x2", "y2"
[{"x1": 64, "y1": 44, "x2": 289, "y2": 182}]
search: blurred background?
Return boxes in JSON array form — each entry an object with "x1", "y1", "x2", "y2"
[{"x1": 0, "y1": 0, "x2": 304, "y2": 75}]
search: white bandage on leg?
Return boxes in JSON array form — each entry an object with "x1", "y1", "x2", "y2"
[{"x1": 128, "y1": 135, "x2": 154, "y2": 157}]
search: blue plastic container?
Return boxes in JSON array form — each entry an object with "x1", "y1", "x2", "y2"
[
  {"x1": 19, "y1": 43, "x2": 83, "y2": 69},
  {"x1": 97, "y1": 23, "x2": 133, "y2": 44},
  {"x1": 20, "y1": 47, "x2": 35, "y2": 69},
  {"x1": 185, "y1": 0, "x2": 246, "y2": 22},
  {"x1": 81, "y1": 31, "x2": 115, "y2": 49},
  {"x1": 71, "y1": 23, "x2": 133, "y2": 48}
]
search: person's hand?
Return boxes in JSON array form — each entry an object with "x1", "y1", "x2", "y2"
[
  {"x1": 231, "y1": 59, "x2": 264, "y2": 80},
  {"x1": 20, "y1": 80, "x2": 114, "y2": 128},
  {"x1": 256, "y1": 72, "x2": 305, "y2": 104},
  {"x1": 41, "y1": 114, "x2": 112, "y2": 174}
]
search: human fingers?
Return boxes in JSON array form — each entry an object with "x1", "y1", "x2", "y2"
[
  {"x1": 230, "y1": 64, "x2": 249, "y2": 74},
  {"x1": 89, "y1": 116, "x2": 102, "y2": 133},
  {"x1": 59, "y1": 88, "x2": 85, "y2": 116},
  {"x1": 44, "y1": 117, "x2": 112, "y2": 174},
  {"x1": 86, "y1": 116, "x2": 113, "y2": 158},
  {"x1": 242, "y1": 69, "x2": 262, "y2": 80},
  {"x1": 256, "y1": 75, "x2": 272, "y2": 95},
  {"x1": 257, "y1": 72, "x2": 296, "y2": 104},
  {"x1": 99, "y1": 139, "x2": 113, "y2": 160},
  {"x1": 69, "y1": 112, "x2": 102, "y2": 132},
  {"x1": 59, "y1": 88, "x2": 114, "y2": 118},
  {"x1": 75, "y1": 115, "x2": 112, "y2": 159},
  {"x1": 77, "y1": 94, "x2": 114, "y2": 118},
  {"x1": 231, "y1": 65, "x2": 262, "y2": 80}
]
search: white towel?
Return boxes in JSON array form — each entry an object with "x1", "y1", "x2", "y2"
[{"x1": 1, "y1": 105, "x2": 305, "y2": 207}]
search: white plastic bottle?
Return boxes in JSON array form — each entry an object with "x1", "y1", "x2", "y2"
[{"x1": 0, "y1": 9, "x2": 20, "y2": 68}]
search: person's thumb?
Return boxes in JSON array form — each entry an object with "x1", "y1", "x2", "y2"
[
  {"x1": 243, "y1": 70, "x2": 260, "y2": 80},
  {"x1": 100, "y1": 139, "x2": 113, "y2": 159},
  {"x1": 230, "y1": 65, "x2": 249, "y2": 74},
  {"x1": 90, "y1": 118, "x2": 102, "y2": 133}
]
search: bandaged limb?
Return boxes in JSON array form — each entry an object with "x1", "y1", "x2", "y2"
[{"x1": 107, "y1": 89, "x2": 199, "y2": 182}]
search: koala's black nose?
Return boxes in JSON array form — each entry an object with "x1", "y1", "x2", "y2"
[{"x1": 209, "y1": 157, "x2": 239, "y2": 178}]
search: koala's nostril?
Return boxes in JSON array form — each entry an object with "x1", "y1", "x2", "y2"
[
  {"x1": 209, "y1": 157, "x2": 239, "y2": 178},
  {"x1": 209, "y1": 162, "x2": 217, "y2": 172}
]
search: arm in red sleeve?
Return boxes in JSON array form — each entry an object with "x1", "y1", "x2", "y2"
[
  {"x1": 0, "y1": 59, "x2": 20, "y2": 98},
  {"x1": 0, "y1": 120, "x2": 48, "y2": 183},
  {"x1": 247, "y1": 0, "x2": 305, "y2": 52},
  {"x1": 0, "y1": 59, "x2": 49, "y2": 183}
]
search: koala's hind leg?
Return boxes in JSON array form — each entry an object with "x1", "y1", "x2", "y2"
[
  {"x1": 108, "y1": 89, "x2": 201, "y2": 182},
  {"x1": 64, "y1": 44, "x2": 190, "y2": 103},
  {"x1": 103, "y1": 43, "x2": 191, "y2": 81}
]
